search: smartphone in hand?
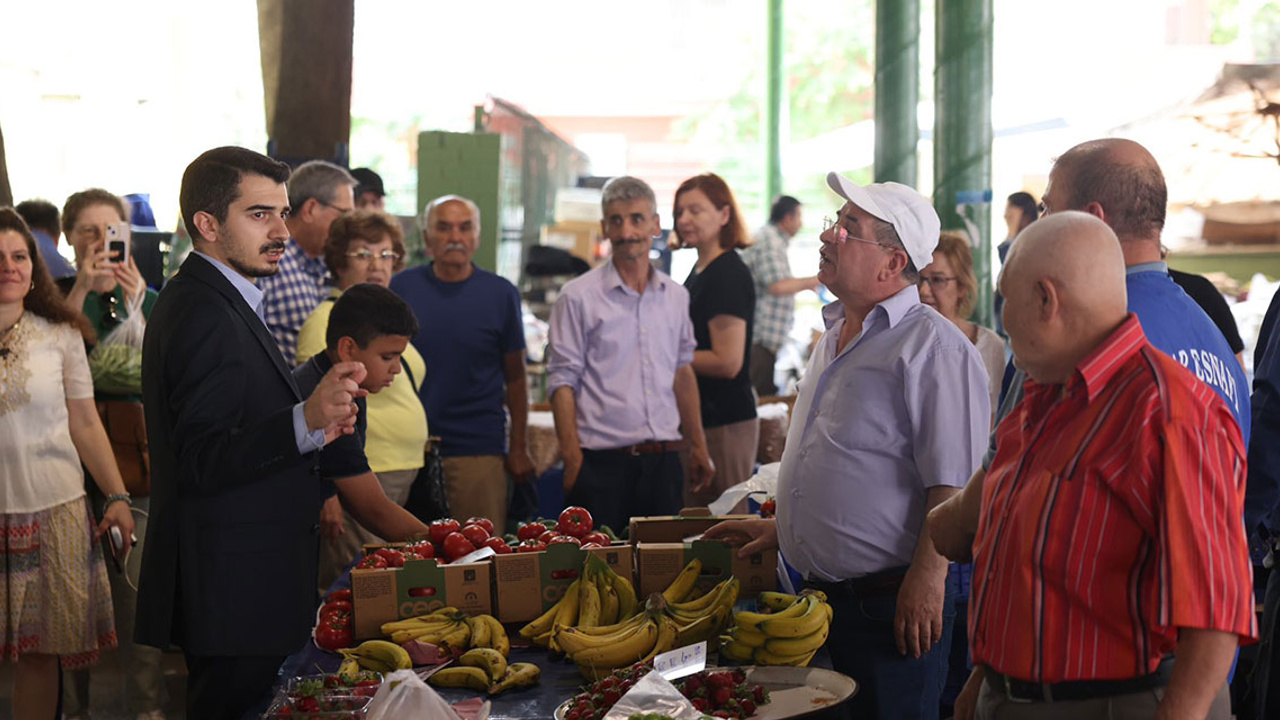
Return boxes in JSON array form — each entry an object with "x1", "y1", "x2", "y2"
[{"x1": 105, "y1": 223, "x2": 131, "y2": 265}]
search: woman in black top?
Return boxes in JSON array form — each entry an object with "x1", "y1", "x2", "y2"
[{"x1": 672, "y1": 173, "x2": 758, "y2": 506}]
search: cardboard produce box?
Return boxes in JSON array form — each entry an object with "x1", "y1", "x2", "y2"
[
  {"x1": 628, "y1": 509, "x2": 758, "y2": 544},
  {"x1": 491, "y1": 542, "x2": 634, "y2": 623},
  {"x1": 350, "y1": 558, "x2": 492, "y2": 640},
  {"x1": 636, "y1": 540, "x2": 777, "y2": 600}
]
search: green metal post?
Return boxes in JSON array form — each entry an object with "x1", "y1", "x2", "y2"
[
  {"x1": 874, "y1": 0, "x2": 919, "y2": 185},
  {"x1": 934, "y1": 0, "x2": 993, "y2": 325},
  {"x1": 765, "y1": 0, "x2": 783, "y2": 203}
]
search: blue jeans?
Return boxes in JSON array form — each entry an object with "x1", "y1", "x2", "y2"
[{"x1": 808, "y1": 569, "x2": 958, "y2": 720}]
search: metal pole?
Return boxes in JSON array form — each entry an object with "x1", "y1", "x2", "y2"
[
  {"x1": 874, "y1": 0, "x2": 919, "y2": 185},
  {"x1": 933, "y1": 0, "x2": 994, "y2": 325},
  {"x1": 765, "y1": 0, "x2": 784, "y2": 204}
]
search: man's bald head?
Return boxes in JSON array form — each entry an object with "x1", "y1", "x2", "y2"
[
  {"x1": 1047, "y1": 138, "x2": 1167, "y2": 242},
  {"x1": 1001, "y1": 211, "x2": 1128, "y2": 384}
]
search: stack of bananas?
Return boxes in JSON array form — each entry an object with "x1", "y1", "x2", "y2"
[
  {"x1": 380, "y1": 607, "x2": 510, "y2": 656},
  {"x1": 546, "y1": 559, "x2": 741, "y2": 679},
  {"x1": 719, "y1": 590, "x2": 832, "y2": 666},
  {"x1": 428, "y1": 648, "x2": 541, "y2": 695},
  {"x1": 337, "y1": 640, "x2": 412, "y2": 674},
  {"x1": 518, "y1": 555, "x2": 639, "y2": 652}
]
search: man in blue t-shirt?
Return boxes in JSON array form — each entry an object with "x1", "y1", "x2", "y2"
[{"x1": 389, "y1": 195, "x2": 532, "y2": 531}]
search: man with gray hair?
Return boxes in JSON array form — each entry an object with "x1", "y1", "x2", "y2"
[
  {"x1": 390, "y1": 195, "x2": 533, "y2": 528},
  {"x1": 704, "y1": 173, "x2": 990, "y2": 720},
  {"x1": 547, "y1": 176, "x2": 714, "y2": 534},
  {"x1": 259, "y1": 159, "x2": 357, "y2": 364}
]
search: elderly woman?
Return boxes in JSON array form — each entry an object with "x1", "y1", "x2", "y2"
[
  {"x1": 59, "y1": 189, "x2": 162, "y2": 720},
  {"x1": 295, "y1": 210, "x2": 429, "y2": 592},
  {"x1": 0, "y1": 209, "x2": 135, "y2": 720},
  {"x1": 673, "y1": 173, "x2": 757, "y2": 506},
  {"x1": 918, "y1": 232, "x2": 1005, "y2": 416}
]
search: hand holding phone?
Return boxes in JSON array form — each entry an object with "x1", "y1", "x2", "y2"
[
  {"x1": 107, "y1": 525, "x2": 135, "y2": 573},
  {"x1": 105, "y1": 223, "x2": 131, "y2": 265}
]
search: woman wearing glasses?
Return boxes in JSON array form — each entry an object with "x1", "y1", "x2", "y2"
[
  {"x1": 917, "y1": 232, "x2": 1004, "y2": 419},
  {"x1": 59, "y1": 189, "x2": 162, "y2": 720},
  {"x1": 673, "y1": 173, "x2": 758, "y2": 506},
  {"x1": 295, "y1": 210, "x2": 429, "y2": 592},
  {"x1": 0, "y1": 209, "x2": 135, "y2": 720}
]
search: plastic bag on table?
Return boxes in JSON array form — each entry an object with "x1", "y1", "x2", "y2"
[
  {"x1": 602, "y1": 669, "x2": 707, "y2": 720},
  {"x1": 87, "y1": 291, "x2": 146, "y2": 395},
  {"x1": 707, "y1": 462, "x2": 780, "y2": 516},
  {"x1": 365, "y1": 668, "x2": 478, "y2": 720}
]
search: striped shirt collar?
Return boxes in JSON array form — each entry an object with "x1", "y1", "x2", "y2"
[
  {"x1": 821, "y1": 283, "x2": 920, "y2": 332},
  {"x1": 1036, "y1": 313, "x2": 1146, "y2": 404}
]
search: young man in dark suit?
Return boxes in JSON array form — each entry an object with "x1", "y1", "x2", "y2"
[{"x1": 137, "y1": 147, "x2": 367, "y2": 720}]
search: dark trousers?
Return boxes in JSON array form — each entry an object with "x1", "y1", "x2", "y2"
[
  {"x1": 1252, "y1": 566, "x2": 1280, "y2": 718},
  {"x1": 568, "y1": 449, "x2": 683, "y2": 534},
  {"x1": 184, "y1": 653, "x2": 286, "y2": 720},
  {"x1": 807, "y1": 569, "x2": 958, "y2": 720},
  {"x1": 749, "y1": 343, "x2": 778, "y2": 398}
]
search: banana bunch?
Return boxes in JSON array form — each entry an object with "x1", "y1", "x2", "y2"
[
  {"x1": 555, "y1": 571, "x2": 740, "y2": 680},
  {"x1": 719, "y1": 590, "x2": 832, "y2": 666},
  {"x1": 518, "y1": 555, "x2": 639, "y2": 652},
  {"x1": 338, "y1": 639, "x2": 412, "y2": 674},
  {"x1": 429, "y1": 649, "x2": 540, "y2": 695},
  {"x1": 380, "y1": 608, "x2": 510, "y2": 656}
]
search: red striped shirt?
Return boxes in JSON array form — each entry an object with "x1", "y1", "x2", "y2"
[{"x1": 969, "y1": 314, "x2": 1256, "y2": 682}]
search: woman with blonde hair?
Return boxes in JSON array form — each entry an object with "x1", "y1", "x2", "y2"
[{"x1": 918, "y1": 232, "x2": 1004, "y2": 416}]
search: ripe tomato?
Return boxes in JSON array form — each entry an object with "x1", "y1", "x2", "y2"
[
  {"x1": 442, "y1": 532, "x2": 476, "y2": 562},
  {"x1": 557, "y1": 506, "x2": 594, "y2": 538},
  {"x1": 548, "y1": 534, "x2": 581, "y2": 547},
  {"x1": 465, "y1": 517, "x2": 495, "y2": 536},
  {"x1": 355, "y1": 554, "x2": 388, "y2": 570},
  {"x1": 403, "y1": 541, "x2": 435, "y2": 560},
  {"x1": 315, "y1": 614, "x2": 353, "y2": 651},
  {"x1": 537, "y1": 529, "x2": 557, "y2": 544},
  {"x1": 760, "y1": 499, "x2": 777, "y2": 518},
  {"x1": 460, "y1": 524, "x2": 490, "y2": 547},
  {"x1": 407, "y1": 586, "x2": 437, "y2": 597},
  {"x1": 581, "y1": 531, "x2": 611, "y2": 547},
  {"x1": 580, "y1": 542, "x2": 603, "y2": 549},
  {"x1": 428, "y1": 518, "x2": 461, "y2": 546},
  {"x1": 483, "y1": 536, "x2": 513, "y2": 555},
  {"x1": 320, "y1": 600, "x2": 352, "y2": 620},
  {"x1": 516, "y1": 539, "x2": 546, "y2": 553},
  {"x1": 517, "y1": 521, "x2": 546, "y2": 542},
  {"x1": 374, "y1": 547, "x2": 406, "y2": 568},
  {"x1": 325, "y1": 588, "x2": 352, "y2": 604}
]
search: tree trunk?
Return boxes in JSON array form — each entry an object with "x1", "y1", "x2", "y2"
[
  {"x1": 257, "y1": 0, "x2": 354, "y2": 165},
  {"x1": 0, "y1": 121, "x2": 13, "y2": 207}
]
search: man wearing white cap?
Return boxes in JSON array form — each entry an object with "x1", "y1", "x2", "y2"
[{"x1": 705, "y1": 174, "x2": 990, "y2": 719}]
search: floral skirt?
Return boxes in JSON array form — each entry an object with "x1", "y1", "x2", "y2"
[{"x1": 0, "y1": 496, "x2": 117, "y2": 669}]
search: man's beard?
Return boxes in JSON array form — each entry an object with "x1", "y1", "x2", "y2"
[{"x1": 227, "y1": 241, "x2": 286, "y2": 278}]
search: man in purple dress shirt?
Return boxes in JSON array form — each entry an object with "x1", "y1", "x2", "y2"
[
  {"x1": 547, "y1": 176, "x2": 715, "y2": 534},
  {"x1": 706, "y1": 174, "x2": 990, "y2": 720}
]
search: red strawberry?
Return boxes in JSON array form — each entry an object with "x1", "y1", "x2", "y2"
[
  {"x1": 295, "y1": 697, "x2": 320, "y2": 712},
  {"x1": 712, "y1": 686, "x2": 732, "y2": 707}
]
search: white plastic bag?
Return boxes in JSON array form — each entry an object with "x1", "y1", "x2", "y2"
[
  {"x1": 602, "y1": 669, "x2": 706, "y2": 720},
  {"x1": 87, "y1": 292, "x2": 146, "y2": 395},
  {"x1": 364, "y1": 669, "x2": 471, "y2": 720},
  {"x1": 708, "y1": 462, "x2": 780, "y2": 516}
]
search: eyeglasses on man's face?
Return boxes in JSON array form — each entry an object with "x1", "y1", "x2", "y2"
[
  {"x1": 317, "y1": 199, "x2": 354, "y2": 215},
  {"x1": 820, "y1": 216, "x2": 889, "y2": 249},
  {"x1": 344, "y1": 249, "x2": 401, "y2": 264}
]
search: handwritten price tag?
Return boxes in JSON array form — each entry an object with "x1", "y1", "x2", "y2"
[{"x1": 654, "y1": 641, "x2": 707, "y2": 681}]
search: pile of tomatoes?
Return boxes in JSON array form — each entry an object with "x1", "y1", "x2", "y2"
[
  {"x1": 511, "y1": 506, "x2": 612, "y2": 553},
  {"x1": 314, "y1": 588, "x2": 354, "y2": 651}
]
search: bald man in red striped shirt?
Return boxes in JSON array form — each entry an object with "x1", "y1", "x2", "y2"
[{"x1": 957, "y1": 212, "x2": 1256, "y2": 720}]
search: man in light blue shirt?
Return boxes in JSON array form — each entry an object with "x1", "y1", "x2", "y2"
[{"x1": 707, "y1": 173, "x2": 989, "y2": 720}]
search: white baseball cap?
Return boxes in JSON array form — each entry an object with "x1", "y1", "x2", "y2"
[{"x1": 826, "y1": 172, "x2": 941, "y2": 271}]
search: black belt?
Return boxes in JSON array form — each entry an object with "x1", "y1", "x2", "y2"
[
  {"x1": 804, "y1": 567, "x2": 909, "y2": 598},
  {"x1": 984, "y1": 657, "x2": 1174, "y2": 703}
]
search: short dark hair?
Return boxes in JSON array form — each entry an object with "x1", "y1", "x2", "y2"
[
  {"x1": 1055, "y1": 143, "x2": 1166, "y2": 239},
  {"x1": 14, "y1": 199, "x2": 60, "y2": 238},
  {"x1": 769, "y1": 195, "x2": 801, "y2": 225},
  {"x1": 1006, "y1": 191, "x2": 1038, "y2": 233},
  {"x1": 180, "y1": 147, "x2": 291, "y2": 243},
  {"x1": 61, "y1": 189, "x2": 128, "y2": 236},
  {"x1": 326, "y1": 283, "x2": 419, "y2": 350}
]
